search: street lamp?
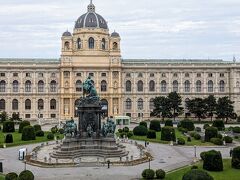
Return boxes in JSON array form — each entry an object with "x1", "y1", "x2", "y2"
[
  {"x1": 148, "y1": 157, "x2": 151, "y2": 169},
  {"x1": 170, "y1": 132, "x2": 173, "y2": 146},
  {"x1": 193, "y1": 145, "x2": 197, "y2": 162}
]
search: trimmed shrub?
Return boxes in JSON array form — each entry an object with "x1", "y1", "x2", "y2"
[
  {"x1": 203, "y1": 123, "x2": 210, "y2": 130},
  {"x1": 18, "y1": 121, "x2": 30, "y2": 133},
  {"x1": 165, "y1": 120, "x2": 173, "y2": 127},
  {"x1": 182, "y1": 169, "x2": 213, "y2": 180},
  {"x1": 233, "y1": 126, "x2": 240, "y2": 133},
  {"x1": 47, "y1": 133, "x2": 54, "y2": 140},
  {"x1": 133, "y1": 125, "x2": 148, "y2": 136},
  {"x1": 194, "y1": 133, "x2": 201, "y2": 140},
  {"x1": 33, "y1": 124, "x2": 41, "y2": 132},
  {"x1": 235, "y1": 135, "x2": 239, "y2": 139},
  {"x1": 195, "y1": 127, "x2": 201, "y2": 132},
  {"x1": 142, "y1": 169, "x2": 148, "y2": 179},
  {"x1": 51, "y1": 127, "x2": 58, "y2": 134},
  {"x1": 224, "y1": 136, "x2": 233, "y2": 143},
  {"x1": 118, "y1": 129, "x2": 123, "y2": 133},
  {"x1": 178, "y1": 127, "x2": 188, "y2": 133},
  {"x1": 156, "y1": 169, "x2": 165, "y2": 179},
  {"x1": 200, "y1": 151, "x2": 206, "y2": 160},
  {"x1": 212, "y1": 120, "x2": 225, "y2": 131},
  {"x1": 145, "y1": 169, "x2": 155, "y2": 179},
  {"x1": 232, "y1": 146, "x2": 240, "y2": 169},
  {"x1": 140, "y1": 121, "x2": 148, "y2": 128},
  {"x1": 5, "y1": 134, "x2": 13, "y2": 143},
  {"x1": 177, "y1": 138, "x2": 185, "y2": 145},
  {"x1": 191, "y1": 165, "x2": 198, "y2": 169},
  {"x1": 205, "y1": 127, "x2": 218, "y2": 142},
  {"x1": 187, "y1": 137, "x2": 191, "y2": 142},
  {"x1": 5, "y1": 172, "x2": 18, "y2": 180},
  {"x1": 217, "y1": 133, "x2": 223, "y2": 139},
  {"x1": 179, "y1": 119, "x2": 195, "y2": 131},
  {"x1": 147, "y1": 130, "x2": 156, "y2": 139},
  {"x1": 123, "y1": 127, "x2": 129, "y2": 133},
  {"x1": 190, "y1": 131, "x2": 196, "y2": 137},
  {"x1": 127, "y1": 131, "x2": 133, "y2": 138},
  {"x1": 210, "y1": 138, "x2": 223, "y2": 145},
  {"x1": 119, "y1": 132, "x2": 127, "y2": 138},
  {"x1": 3, "y1": 121, "x2": 15, "y2": 133},
  {"x1": 22, "y1": 126, "x2": 36, "y2": 141},
  {"x1": 36, "y1": 130, "x2": 44, "y2": 137},
  {"x1": 58, "y1": 128, "x2": 64, "y2": 134},
  {"x1": 149, "y1": 120, "x2": 161, "y2": 132},
  {"x1": 203, "y1": 150, "x2": 223, "y2": 171},
  {"x1": 18, "y1": 170, "x2": 34, "y2": 180},
  {"x1": 161, "y1": 126, "x2": 176, "y2": 141}
]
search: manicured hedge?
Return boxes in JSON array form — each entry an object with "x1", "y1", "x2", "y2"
[
  {"x1": 3, "y1": 121, "x2": 15, "y2": 133},
  {"x1": 194, "y1": 133, "x2": 201, "y2": 140},
  {"x1": 59, "y1": 128, "x2": 64, "y2": 134},
  {"x1": 5, "y1": 134, "x2": 13, "y2": 143},
  {"x1": 177, "y1": 138, "x2": 185, "y2": 145},
  {"x1": 127, "y1": 131, "x2": 133, "y2": 138},
  {"x1": 140, "y1": 121, "x2": 148, "y2": 128},
  {"x1": 133, "y1": 125, "x2": 148, "y2": 136},
  {"x1": 123, "y1": 127, "x2": 130, "y2": 133},
  {"x1": 141, "y1": 169, "x2": 154, "y2": 179},
  {"x1": 210, "y1": 138, "x2": 223, "y2": 145},
  {"x1": 233, "y1": 126, "x2": 240, "y2": 133},
  {"x1": 212, "y1": 120, "x2": 225, "y2": 131},
  {"x1": 182, "y1": 169, "x2": 213, "y2": 180},
  {"x1": 205, "y1": 127, "x2": 218, "y2": 142},
  {"x1": 224, "y1": 136, "x2": 233, "y2": 143},
  {"x1": 156, "y1": 169, "x2": 165, "y2": 179},
  {"x1": 147, "y1": 130, "x2": 156, "y2": 139},
  {"x1": 36, "y1": 130, "x2": 44, "y2": 137},
  {"x1": 161, "y1": 126, "x2": 176, "y2": 141},
  {"x1": 178, "y1": 119, "x2": 195, "y2": 131},
  {"x1": 33, "y1": 124, "x2": 41, "y2": 132},
  {"x1": 203, "y1": 150, "x2": 223, "y2": 171},
  {"x1": 165, "y1": 120, "x2": 173, "y2": 127},
  {"x1": 203, "y1": 123, "x2": 210, "y2": 129},
  {"x1": 5, "y1": 172, "x2": 18, "y2": 180},
  {"x1": 47, "y1": 133, "x2": 54, "y2": 140},
  {"x1": 19, "y1": 121, "x2": 30, "y2": 133},
  {"x1": 51, "y1": 127, "x2": 58, "y2": 134},
  {"x1": 18, "y1": 170, "x2": 34, "y2": 180},
  {"x1": 149, "y1": 120, "x2": 161, "y2": 132},
  {"x1": 22, "y1": 126, "x2": 36, "y2": 141},
  {"x1": 232, "y1": 146, "x2": 240, "y2": 169}
]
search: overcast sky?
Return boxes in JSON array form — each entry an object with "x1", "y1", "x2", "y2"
[{"x1": 0, "y1": 0, "x2": 240, "y2": 60}]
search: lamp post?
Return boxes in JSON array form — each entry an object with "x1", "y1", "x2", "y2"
[
  {"x1": 148, "y1": 157, "x2": 151, "y2": 169},
  {"x1": 193, "y1": 145, "x2": 197, "y2": 162},
  {"x1": 38, "y1": 108, "x2": 41, "y2": 125},
  {"x1": 170, "y1": 132, "x2": 173, "y2": 146}
]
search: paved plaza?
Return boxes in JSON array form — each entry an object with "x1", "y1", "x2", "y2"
[{"x1": 0, "y1": 139, "x2": 236, "y2": 180}]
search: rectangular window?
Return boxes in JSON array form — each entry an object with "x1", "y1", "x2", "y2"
[
  {"x1": 101, "y1": 73, "x2": 106, "y2": 77},
  {"x1": 38, "y1": 73, "x2": 43, "y2": 77},
  {"x1": 13, "y1": 73, "x2": 18, "y2": 77},
  {"x1": 25, "y1": 114, "x2": 31, "y2": 118},
  {"x1": 0, "y1": 73, "x2": 5, "y2": 77},
  {"x1": 126, "y1": 113, "x2": 131, "y2": 117},
  {"x1": 197, "y1": 73, "x2": 201, "y2": 77},
  {"x1": 51, "y1": 73, "x2": 56, "y2": 77},
  {"x1": 64, "y1": 71, "x2": 70, "y2": 78},
  {"x1": 76, "y1": 73, "x2": 82, "y2": 77},
  {"x1": 26, "y1": 73, "x2": 31, "y2": 77},
  {"x1": 89, "y1": 73, "x2": 94, "y2": 77},
  {"x1": 51, "y1": 114, "x2": 56, "y2": 118},
  {"x1": 220, "y1": 73, "x2": 224, "y2": 77},
  {"x1": 208, "y1": 73, "x2": 213, "y2": 77}
]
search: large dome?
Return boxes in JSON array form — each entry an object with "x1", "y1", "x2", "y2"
[{"x1": 75, "y1": 2, "x2": 108, "y2": 30}]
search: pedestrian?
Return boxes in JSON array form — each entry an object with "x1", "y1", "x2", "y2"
[
  {"x1": 145, "y1": 141, "x2": 147, "y2": 147},
  {"x1": 230, "y1": 148, "x2": 233, "y2": 157},
  {"x1": 107, "y1": 160, "x2": 110, "y2": 168}
]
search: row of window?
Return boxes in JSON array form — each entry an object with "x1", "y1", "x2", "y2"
[
  {"x1": 65, "y1": 72, "x2": 107, "y2": 78},
  {"x1": 0, "y1": 80, "x2": 57, "y2": 93},
  {"x1": 125, "y1": 98, "x2": 154, "y2": 110},
  {"x1": 0, "y1": 72, "x2": 56, "y2": 78},
  {"x1": 126, "y1": 80, "x2": 226, "y2": 93},
  {"x1": 126, "y1": 72, "x2": 225, "y2": 78},
  {"x1": 75, "y1": 80, "x2": 107, "y2": 92},
  {"x1": 0, "y1": 99, "x2": 57, "y2": 111}
]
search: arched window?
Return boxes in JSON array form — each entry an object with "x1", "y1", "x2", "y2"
[
  {"x1": 101, "y1": 80, "x2": 107, "y2": 92},
  {"x1": 126, "y1": 80, "x2": 132, "y2": 92},
  {"x1": 208, "y1": 80, "x2": 213, "y2": 92},
  {"x1": 76, "y1": 80, "x2": 82, "y2": 92},
  {"x1": 137, "y1": 80, "x2": 143, "y2": 92},
  {"x1": 137, "y1": 98, "x2": 144, "y2": 110},
  {"x1": 88, "y1": 37, "x2": 94, "y2": 49},
  {"x1": 220, "y1": 80, "x2": 225, "y2": 92},
  {"x1": 113, "y1": 42, "x2": 118, "y2": 50},
  {"x1": 38, "y1": 80, "x2": 44, "y2": 92},
  {"x1": 38, "y1": 99, "x2": 44, "y2": 110},
  {"x1": 25, "y1": 80, "x2": 31, "y2": 92},
  {"x1": 126, "y1": 98, "x2": 132, "y2": 110},
  {"x1": 196, "y1": 80, "x2": 202, "y2": 92},
  {"x1": 50, "y1": 99, "x2": 56, "y2": 110},
  {"x1": 161, "y1": 80, "x2": 167, "y2": 92},
  {"x1": 64, "y1": 41, "x2": 70, "y2": 50},
  {"x1": 0, "y1": 99, "x2": 5, "y2": 110},
  {"x1": 12, "y1": 99, "x2": 18, "y2": 110},
  {"x1": 149, "y1": 80, "x2": 155, "y2": 92},
  {"x1": 184, "y1": 80, "x2": 190, "y2": 92},
  {"x1": 150, "y1": 98, "x2": 154, "y2": 110},
  {"x1": 0, "y1": 80, "x2": 6, "y2": 92},
  {"x1": 25, "y1": 99, "x2": 31, "y2": 110},
  {"x1": 101, "y1": 38, "x2": 106, "y2": 50},
  {"x1": 77, "y1": 38, "x2": 81, "y2": 49},
  {"x1": 173, "y1": 80, "x2": 178, "y2": 92},
  {"x1": 13, "y1": 80, "x2": 18, "y2": 92},
  {"x1": 50, "y1": 80, "x2": 57, "y2": 92}
]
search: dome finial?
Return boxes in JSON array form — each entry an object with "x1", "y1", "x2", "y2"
[{"x1": 88, "y1": 0, "x2": 95, "y2": 12}]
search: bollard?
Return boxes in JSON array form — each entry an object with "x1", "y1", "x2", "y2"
[
  {"x1": 131, "y1": 155, "x2": 133, "y2": 161},
  {"x1": 126, "y1": 156, "x2": 129, "y2": 162},
  {"x1": 120, "y1": 156, "x2": 122, "y2": 162},
  {"x1": 48, "y1": 157, "x2": 51, "y2": 163}
]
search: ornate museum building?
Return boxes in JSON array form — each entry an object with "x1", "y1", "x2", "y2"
[{"x1": 0, "y1": 1, "x2": 240, "y2": 122}]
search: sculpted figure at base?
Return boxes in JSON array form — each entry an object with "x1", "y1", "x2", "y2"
[
  {"x1": 63, "y1": 118, "x2": 77, "y2": 138},
  {"x1": 101, "y1": 118, "x2": 116, "y2": 137}
]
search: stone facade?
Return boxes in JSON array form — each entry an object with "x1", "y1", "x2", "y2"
[{"x1": 1, "y1": 2, "x2": 240, "y2": 122}]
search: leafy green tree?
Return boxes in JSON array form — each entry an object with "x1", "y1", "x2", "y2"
[
  {"x1": 186, "y1": 98, "x2": 206, "y2": 121},
  {"x1": 216, "y1": 96, "x2": 234, "y2": 123},
  {"x1": 205, "y1": 95, "x2": 217, "y2": 121},
  {"x1": 168, "y1": 92, "x2": 183, "y2": 121},
  {"x1": 0, "y1": 111, "x2": 8, "y2": 122},
  {"x1": 153, "y1": 96, "x2": 171, "y2": 120}
]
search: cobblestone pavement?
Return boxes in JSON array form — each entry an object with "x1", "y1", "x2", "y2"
[{"x1": 0, "y1": 140, "x2": 235, "y2": 180}]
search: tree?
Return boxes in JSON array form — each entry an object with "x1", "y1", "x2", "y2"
[
  {"x1": 0, "y1": 111, "x2": 8, "y2": 122},
  {"x1": 11, "y1": 112, "x2": 21, "y2": 121},
  {"x1": 168, "y1": 92, "x2": 183, "y2": 121},
  {"x1": 205, "y1": 95, "x2": 217, "y2": 121},
  {"x1": 186, "y1": 98, "x2": 207, "y2": 121},
  {"x1": 152, "y1": 96, "x2": 171, "y2": 120},
  {"x1": 215, "y1": 96, "x2": 234, "y2": 123}
]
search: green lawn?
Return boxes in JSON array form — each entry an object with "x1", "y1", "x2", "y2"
[
  {"x1": 166, "y1": 159, "x2": 240, "y2": 180},
  {"x1": 0, "y1": 131, "x2": 64, "y2": 148},
  {"x1": 130, "y1": 129, "x2": 214, "y2": 146},
  {"x1": 0, "y1": 174, "x2": 4, "y2": 180}
]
